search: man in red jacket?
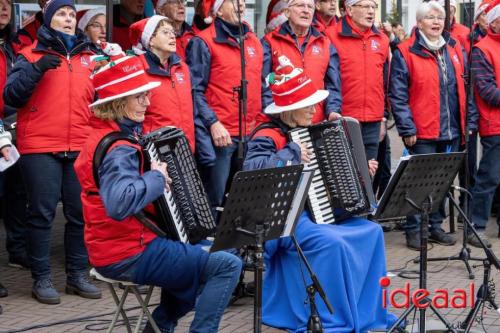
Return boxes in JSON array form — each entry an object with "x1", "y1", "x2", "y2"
[
  {"x1": 468, "y1": 0, "x2": 500, "y2": 246},
  {"x1": 186, "y1": 0, "x2": 263, "y2": 218},
  {"x1": 155, "y1": 0, "x2": 194, "y2": 60},
  {"x1": 113, "y1": 0, "x2": 146, "y2": 49},
  {"x1": 325, "y1": 0, "x2": 390, "y2": 161},
  {"x1": 313, "y1": 0, "x2": 339, "y2": 33}
]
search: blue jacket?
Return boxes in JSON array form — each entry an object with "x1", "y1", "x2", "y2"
[
  {"x1": 389, "y1": 30, "x2": 477, "y2": 140},
  {"x1": 261, "y1": 22, "x2": 342, "y2": 117},
  {"x1": 243, "y1": 120, "x2": 301, "y2": 171},
  {"x1": 98, "y1": 118, "x2": 165, "y2": 221}
]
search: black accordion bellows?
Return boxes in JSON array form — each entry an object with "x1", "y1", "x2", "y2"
[{"x1": 141, "y1": 127, "x2": 216, "y2": 243}]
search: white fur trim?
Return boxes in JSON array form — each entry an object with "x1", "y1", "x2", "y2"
[
  {"x1": 344, "y1": 0, "x2": 377, "y2": 6},
  {"x1": 264, "y1": 90, "x2": 329, "y2": 114},
  {"x1": 213, "y1": 0, "x2": 224, "y2": 13},
  {"x1": 141, "y1": 15, "x2": 167, "y2": 50},
  {"x1": 204, "y1": 16, "x2": 213, "y2": 24},
  {"x1": 77, "y1": 7, "x2": 105, "y2": 31},
  {"x1": 487, "y1": 5, "x2": 500, "y2": 25},
  {"x1": 89, "y1": 82, "x2": 161, "y2": 107}
]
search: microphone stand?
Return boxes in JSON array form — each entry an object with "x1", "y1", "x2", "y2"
[
  {"x1": 233, "y1": 0, "x2": 248, "y2": 171},
  {"x1": 291, "y1": 236, "x2": 334, "y2": 333}
]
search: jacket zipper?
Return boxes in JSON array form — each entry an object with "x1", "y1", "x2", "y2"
[{"x1": 438, "y1": 51, "x2": 452, "y2": 139}]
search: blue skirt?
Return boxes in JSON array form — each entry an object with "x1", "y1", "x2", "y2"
[{"x1": 262, "y1": 211, "x2": 396, "y2": 333}]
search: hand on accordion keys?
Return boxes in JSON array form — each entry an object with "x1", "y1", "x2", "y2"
[
  {"x1": 300, "y1": 143, "x2": 312, "y2": 164},
  {"x1": 151, "y1": 159, "x2": 172, "y2": 191}
]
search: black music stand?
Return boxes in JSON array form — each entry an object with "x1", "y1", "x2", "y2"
[
  {"x1": 375, "y1": 152, "x2": 464, "y2": 333},
  {"x1": 211, "y1": 166, "x2": 332, "y2": 333}
]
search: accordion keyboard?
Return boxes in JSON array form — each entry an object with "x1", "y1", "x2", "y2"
[
  {"x1": 144, "y1": 142, "x2": 189, "y2": 243},
  {"x1": 289, "y1": 129, "x2": 336, "y2": 224}
]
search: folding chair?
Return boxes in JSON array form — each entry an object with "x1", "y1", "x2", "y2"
[{"x1": 90, "y1": 268, "x2": 160, "y2": 333}]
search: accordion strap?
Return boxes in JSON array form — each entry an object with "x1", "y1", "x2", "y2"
[
  {"x1": 92, "y1": 131, "x2": 140, "y2": 189},
  {"x1": 92, "y1": 131, "x2": 167, "y2": 238}
]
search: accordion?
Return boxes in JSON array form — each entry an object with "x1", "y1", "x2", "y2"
[
  {"x1": 288, "y1": 117, "x2": 376, "y2": 224},
  {"x1": 140, "y1": 126, "x2": 216, "y2": 243}
]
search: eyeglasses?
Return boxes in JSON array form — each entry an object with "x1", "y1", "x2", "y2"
[
  {"x1": 289, "y1": 3, "x2": 315, "y2": 12},
  {"x1": 423, "y1": 16, "x2": 446, "y2": 22},
  {"x1": 135, "y1": 92, "x2": 150, "y2": 105},
  {"x1": 88, "y1": 22, "x2": 106, "y2": 30},
  {"x1": 351, "y1": 3, "x2": 378, "y2": 10},
  {"x1": 158, "y1": 28, "x2": 176, "y2": 36}
]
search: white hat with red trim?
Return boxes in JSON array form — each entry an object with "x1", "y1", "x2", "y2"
[
  {"x1": 264, "y1": 55, "x2": 328, "y2": 114},
  {"x1": 474, "y1": 0, "x2": 493, "y2": 21},
  {"x1": 89, "y1": 56, "x2": 160, "y2": 107},
  {"x1": 486, "y1": 0, "x2": 500, "y2": 24}
]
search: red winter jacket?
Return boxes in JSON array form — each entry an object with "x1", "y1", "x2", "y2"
[
  {"x1": 139, "y1": 52, "x2": 196, "y2": 151},
  {"x1": 74, "y1": 118, "x2": 157, "y2": 267},
  {"x1": 263, "y1": 23, "x2": 333, "y2": 124},
  {"x1": 176, "y1": 22, "x2": 195, "y2": 61},
  {"x1": 451, "y1": 21, "x2": 470, "y2": 54},
  {"x1": 326, "y1": 16, "x2": 389, "y2": 122},
  {"x1": 194, "y1": 20, "x2": 263, "y2": 136},
  {"x1": 14, "y1": 41, "x2": 94, "y2": 154},
  {"x1": 396, "y1": 34, "x2": 467, "y2": 140},
  {"x1": 312, "y1": 12, "x2": 339, "y2": 34},
  {"x1": 473, "y1": 33, "x2": 500, "y2": 137}
]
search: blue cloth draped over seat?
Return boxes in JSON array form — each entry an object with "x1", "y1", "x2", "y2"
[{"x1": 262, "y1": 211, "x2": 397, "y2": 333}]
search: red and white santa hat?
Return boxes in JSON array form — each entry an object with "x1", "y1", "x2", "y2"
[
  {"x1": 474, "y1": 0, "x2": 493, "y2": 21},
  {"x1": 129, "y1": 15, "x2": 167, "y2": 54},
  {"x1": 265, "y1": 55, "x2": 328, "y2": 114},
  {"x1": 486, "y1": 0, "x2": 500, "y2": 24},
  {"x1": 266, "y1": 0, "x2": 288, "y2": 33},
  {"x1": 200, "y1": 0, "x2": 225, "y2": 24},
  {"x1": 77, "y1": 7, "x2": 105, "y2": 31},
  {"x1": 89, "y1": 56, "x2": 160, "y2": 107}
]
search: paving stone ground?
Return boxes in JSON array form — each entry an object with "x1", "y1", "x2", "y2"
[{"x1": 1, "y1": 129, "x2": 499, "y2": 333}]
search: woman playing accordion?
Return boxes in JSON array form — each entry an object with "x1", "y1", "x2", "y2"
[{"x1": 244, "y1": 63, "x2": 396, "y2": 333}]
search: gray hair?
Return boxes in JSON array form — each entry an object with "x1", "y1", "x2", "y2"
[{"x1": 416, "y1": 2, "x2": 445, "y2": 22}]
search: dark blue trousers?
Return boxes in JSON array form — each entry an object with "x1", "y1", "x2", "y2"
[
  {"x1": 471, "y1": 136, "x2": 500, "y2": 229},
  {"x1": 20, "y1": 153, "x2": 88, "y2": 280}
]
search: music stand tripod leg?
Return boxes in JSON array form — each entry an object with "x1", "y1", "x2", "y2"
[{"x1": 424, "y1": 192, "x2": 483, "y2": 280}]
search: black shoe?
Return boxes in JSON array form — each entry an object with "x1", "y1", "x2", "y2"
[
  {"x1": 405, "y1": 231, "x2": 421, "y2": 251},
  {"x1": 0, "y1": 304, "x2": 2, "y2": 315},
  {"x1": 429, "y1": 229, "x2": 456, "y2": 246},
  {"x1": 8, "y1": 255, "x2": 30, "y2": 270},
  {"x1": 66, "y1": 272, "x2": 102, "y2": 299},
  {"x1": 467, "y1": 232, "x2": 491, "y2": 248},
  {"x1": 0, "y1": 283, "x2": 7, "y2": 298},
  {"x1": 32, "y1": 278, "x2": 60, "y2": 304}
]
